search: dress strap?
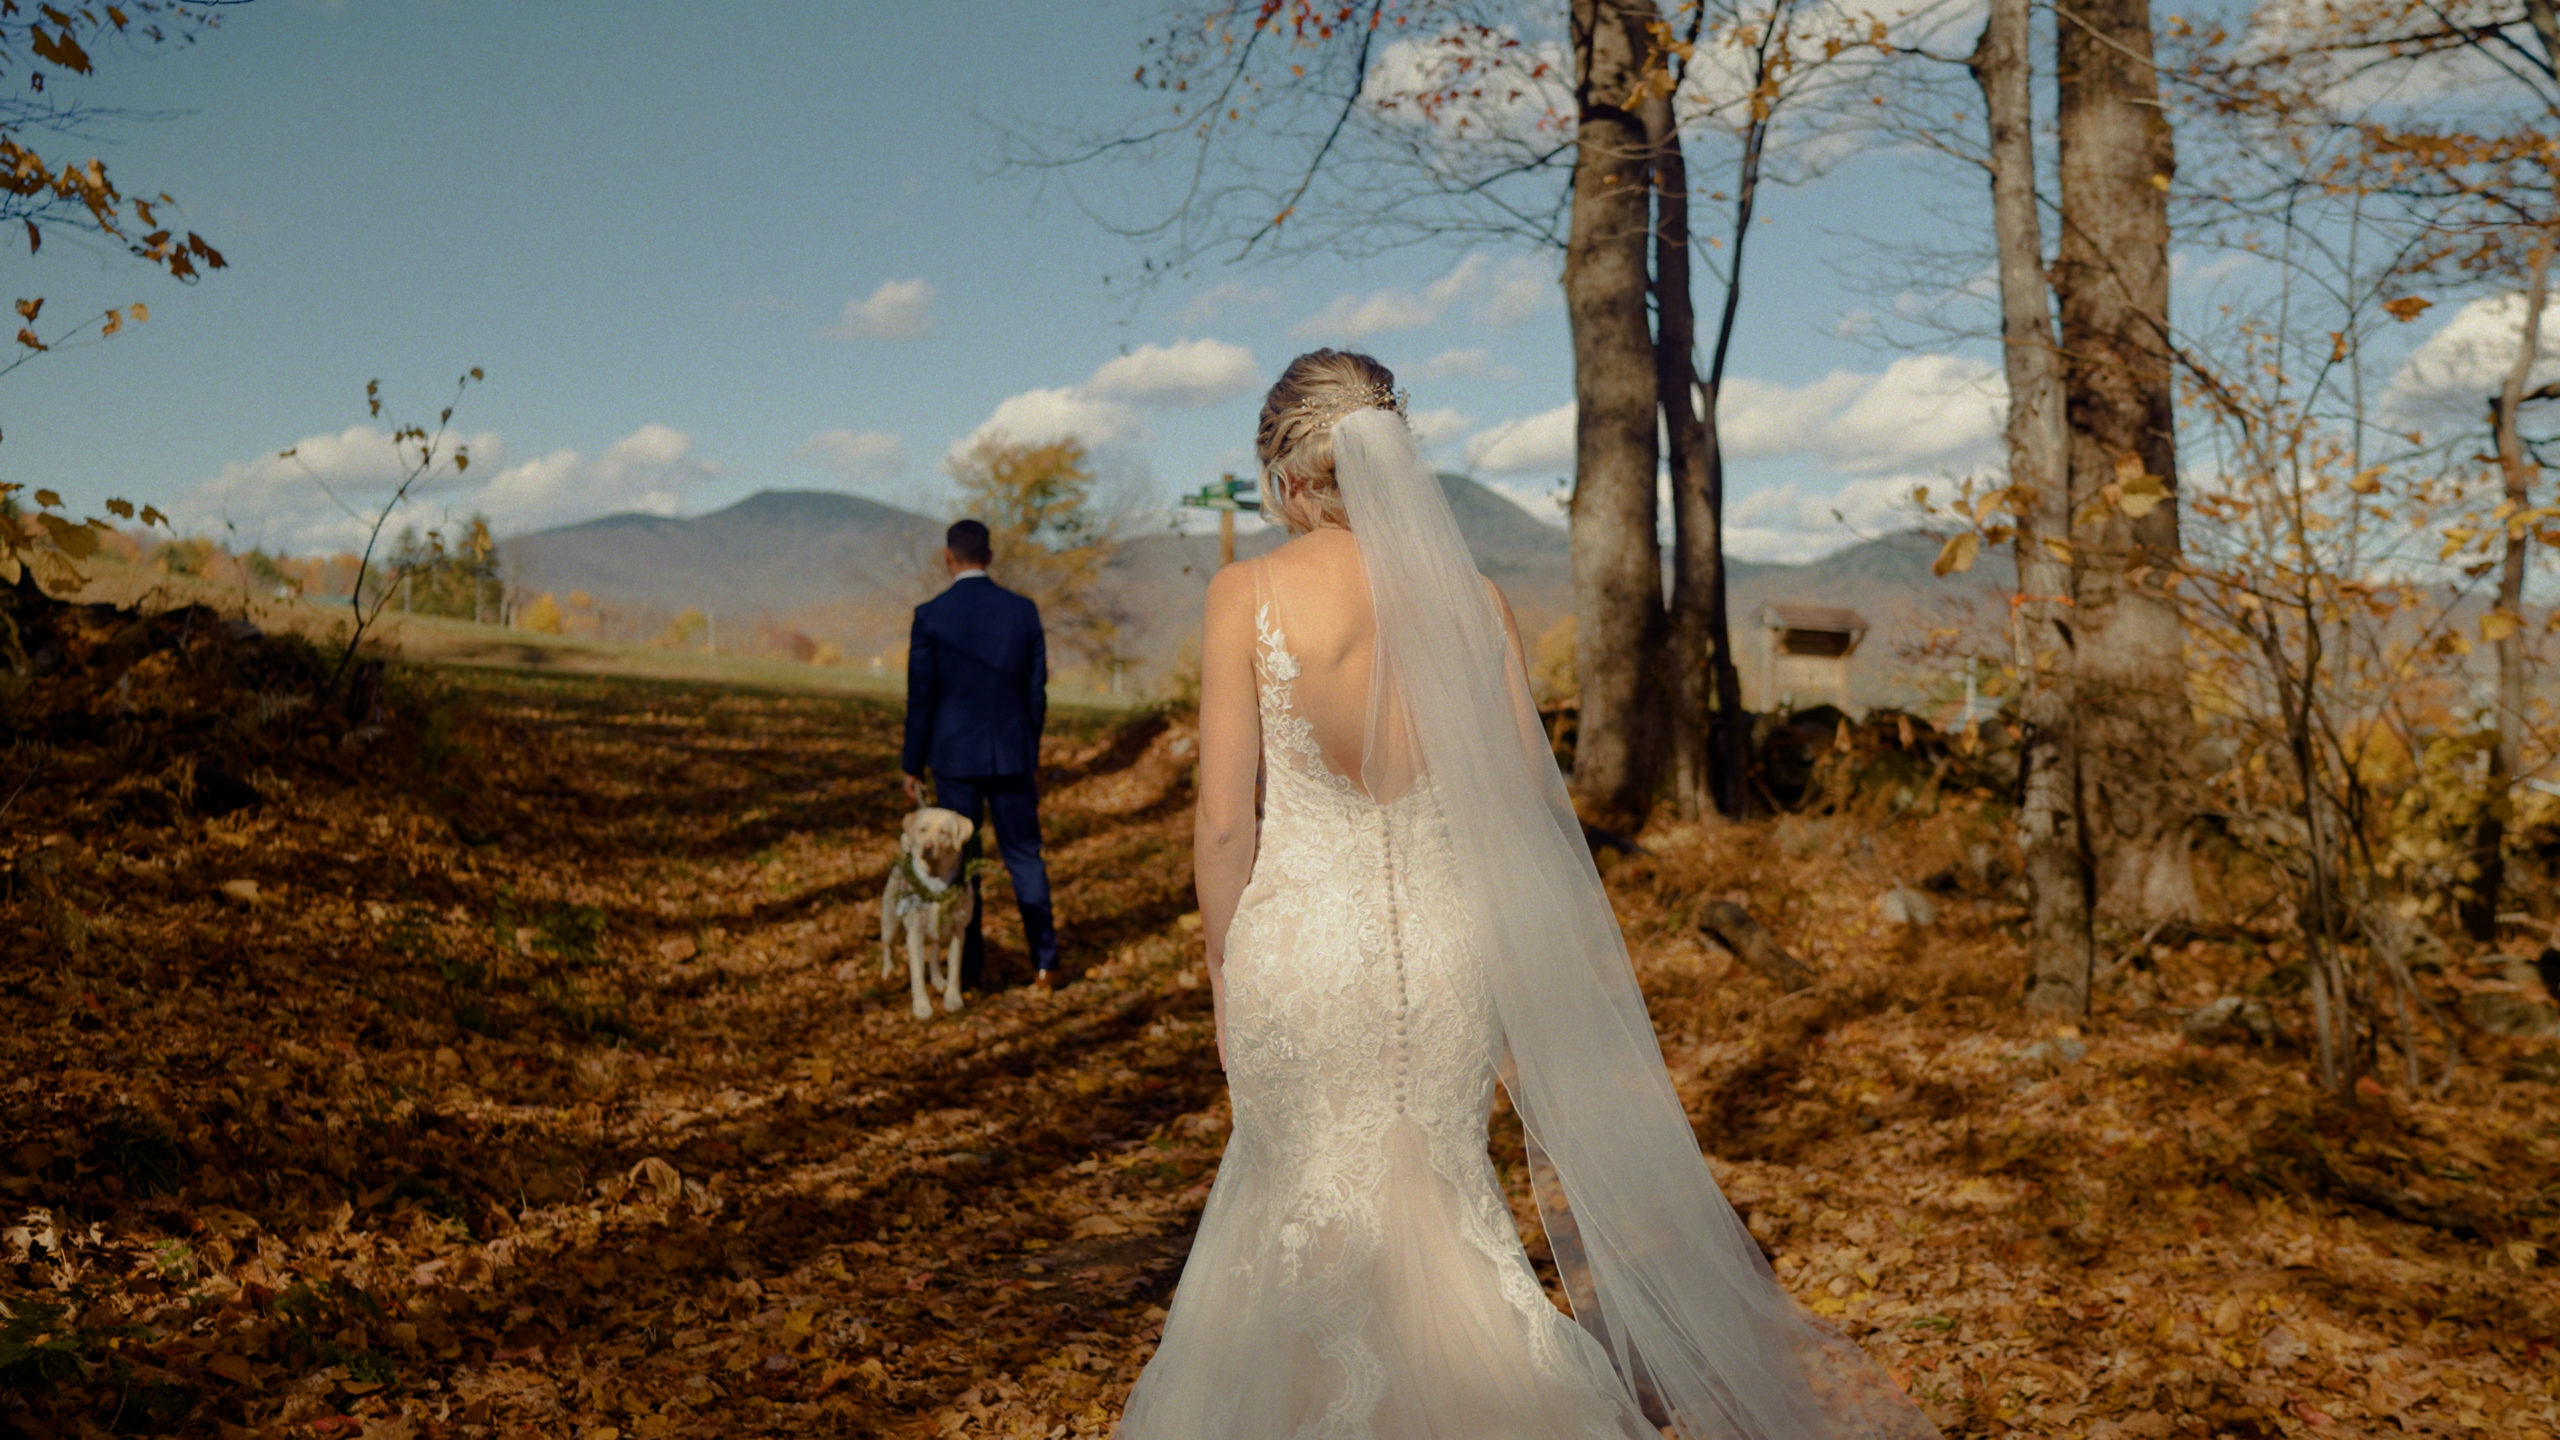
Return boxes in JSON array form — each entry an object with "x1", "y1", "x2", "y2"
[{"x1": 1249, "y1": 556, "x2": 1285, "y2": 672}]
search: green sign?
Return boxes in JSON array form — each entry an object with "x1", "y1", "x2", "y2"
[{"x1": 1179, "y1": 473, "x2": 1261, "y2": 514}]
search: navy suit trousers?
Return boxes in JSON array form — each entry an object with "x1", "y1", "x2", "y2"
[{"x1": 933, "y1": 772, "x2": 1059, "y2": 987}]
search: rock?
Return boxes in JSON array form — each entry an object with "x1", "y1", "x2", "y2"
[
  {"x1": 2182, "y1": 995, "x2": 2278, "y2": 1045},
  {"x1": 1876, "y1": 884, "x2": 1937, "y2": 928}
]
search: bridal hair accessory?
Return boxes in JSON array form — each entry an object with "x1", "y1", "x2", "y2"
[{"x1": 1291, "y1": 381, "x2": 1408, "y2": 434}]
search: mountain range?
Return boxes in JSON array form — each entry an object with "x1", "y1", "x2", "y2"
[{"x1": 499, "y1": 484, "x2": 1999, "y2": 706}]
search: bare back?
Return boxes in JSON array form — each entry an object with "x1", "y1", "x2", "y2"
[{"x1": 1249, "y1": 529, "x2": 1381, "y2": 794}]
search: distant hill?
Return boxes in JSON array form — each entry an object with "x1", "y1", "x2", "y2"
[
  {"x1": 501, "y1": 489, "x2": 945, "y2": 660},
  {"x1": 498, "y1": 484, "x2": 1998, "y2": 704}
]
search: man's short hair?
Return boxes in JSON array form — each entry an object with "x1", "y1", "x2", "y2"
[{"x1": 947, "y1": 519, "x2": 992, "y2": 566}]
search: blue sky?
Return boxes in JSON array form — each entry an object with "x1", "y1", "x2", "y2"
[{"x1": 4, "y1": 0, "x2": 2074, "y2": 564}]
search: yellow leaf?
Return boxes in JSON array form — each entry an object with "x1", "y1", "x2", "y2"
[
  {"x1": 104, "y1": 497, "x2": 132, "y2": 519},
  {"x1": 1932, "y1": 531, "x2": 1979, "y2": 577},
  {"x1": 11, "y1": 297, "x2": 37, "y2": 320},
  {"x1": 14, "y1": 327, "x2": 43, "y2": 351},
  {"x1": 130, "y1": 301, "x2": 147, "y2": 323},
  {"x1": 100, "y1": 308, "x2": 120, "y2": 338},
  {"x1": 2382, "y1": 295, "x2": 2432, "y2": 322},
  {"x1": 2347, "y1": 466, "x2": 2384, "y2": 495},
  {"x1": 32, "y1": 488, "x2": 60, "y2": 508},
  {"x1": 2119, "y1": 472, "x2": 2169, "y2": 519},
  {"x1": 2041, "y1": 536, "x2": 2073, "y2": 563},
  {"x1": 2482, "y1": 610, "x2": 2521, "y2": 642}
]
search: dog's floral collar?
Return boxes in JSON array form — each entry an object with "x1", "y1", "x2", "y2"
[{"x1": 893, "y1": 852, "x2": 987, "y2": 920}]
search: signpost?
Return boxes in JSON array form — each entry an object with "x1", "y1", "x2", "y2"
[{"x1": 1177, "y1": 472, "x2": 1261, "y2": 567}]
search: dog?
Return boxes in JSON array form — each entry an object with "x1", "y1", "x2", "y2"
[{"x1": 881, "y1": 806, "x2": 978, "y2": 1019}]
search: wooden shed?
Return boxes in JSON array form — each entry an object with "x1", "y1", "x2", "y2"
[{"x1": 1753, "y1": 602, "x2": 1869, "y2": 713}]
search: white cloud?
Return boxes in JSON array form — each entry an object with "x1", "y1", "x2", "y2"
[
  {"x1": 1085, "y1": 338, "x2": 1259, "y2": 408},
  {"x1": 1417, "y1": 346, "x2": 1521, "y2": 382},
  {"x1": 1179, "y1": 281, "x2": 1272, "y2": 329},
  {"x1": 826, "y1": 277, "x2": 935, "y2": 341},
  {"x1": 476, "y1": 424, "x2": 723, "y2": 532},
  {"x1": 950, "y1": 387, "x2": 1143, "y2": 464},
  {"x1": 1290, "y1": 252, "x2": 1553, "y2": 341},
  {"x1": 1718, "y1": 372, "x2": 1868, "y2": 461},
  {"x1": 2383, "y1": 292, "x2": 2560, "y2": 427},
  {"x1": 1465, "y1": 402, "x2": 1576, "y2": 475},
  {"x1": 1363, "y1": 29, "x2": 1573, "y2": 138},
  {"x1": 1481, "y1": 257, "x2": 1552, "y2": 326},
  {"x1": 2237, "y1": 0, "x2": 2526, "y2": 111},
  {"x1": 176, "y1": 423, "x2": 722, "y2": 551},
  {"x1": 1725, "y1": 474, "x2": 1933, "y2": 564},
  {"x1": 949, "y1": 338, "x2": 1264, "y2": 470},
  {"x1": 1458, "y1": 354, "x2": 1999, "y2": 488},
  {"x1": 1407, "y1": 406, "x2": 1474, "y2": 446},
  {"x1": 1720, "y1": 355, "x2": 2005, "y2": 475},
  {"x1": 796, "y1": 428, "x2": 906, "y2": 484},
  {"x1": 175, "y1": 423, "x2": 503, "y2": 554}
]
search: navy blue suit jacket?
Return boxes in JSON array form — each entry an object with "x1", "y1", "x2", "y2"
[{"x1": 902, "y1": 575, "x2": 1048, "y2": 779}]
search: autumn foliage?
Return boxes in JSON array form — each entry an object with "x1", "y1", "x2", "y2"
[{"x1": 1, "y1": 615, "x2": 2554, "y2": 1436}]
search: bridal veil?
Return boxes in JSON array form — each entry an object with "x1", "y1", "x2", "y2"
[{"x1": 1330, "y1": 406, "x2": 1939, "y2": 1440}]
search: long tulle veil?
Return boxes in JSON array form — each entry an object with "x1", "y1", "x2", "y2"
[{"x1": 1330, "y1": 407, "x2": 1941, "y2": 1440}]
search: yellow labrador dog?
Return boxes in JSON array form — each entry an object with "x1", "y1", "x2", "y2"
[{"x1": 881, "y1": 806, "x2": 978, "y2": 1019}]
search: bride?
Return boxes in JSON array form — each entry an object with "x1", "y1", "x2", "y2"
[{"x1": 1116, "y1": 350, "x2": 1941, "y2": 1440}]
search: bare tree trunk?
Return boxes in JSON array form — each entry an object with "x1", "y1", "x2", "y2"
[
  {"x1": 2055, "y1": 0, "x2": 2198, "y2": 926},
  {"x1": 2467, "y1": 231, "x2": 2555, "y2": 941},
  {"x1": 1650, "y1": 90, "x2": 1720, "y2": 821},
  {"x1": 1566, "y1": 0, "x2": 1668, "y2": 832},
  {"x1": 1693, "y1": 52, "x2": 1769, "y2": 820},
  {"x1": 1977, "y1": 0, "x2": 2096, "y2": 1016}
]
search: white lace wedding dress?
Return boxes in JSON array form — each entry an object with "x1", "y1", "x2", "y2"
[{"x1": 1117, "y1": 583, "x2": 1656, "y2": 1439}]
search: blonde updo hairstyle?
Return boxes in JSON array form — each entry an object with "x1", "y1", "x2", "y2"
[{"x1": 1255, "y1": 348, "x2": 1400, "y2": 535}]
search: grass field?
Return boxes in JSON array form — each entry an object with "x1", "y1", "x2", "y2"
[{"x1": 53, "y1": 555, "x2": 1143, "y2": 709}]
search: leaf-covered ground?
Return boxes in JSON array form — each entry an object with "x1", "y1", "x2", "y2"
[{"x1": 4, "y1": 654, "x2": 2556, "y2": 1439}]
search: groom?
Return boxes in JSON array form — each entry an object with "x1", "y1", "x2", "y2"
[{"x1": 900, "y1": 518, "x2": 1061, "y2": 994}]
